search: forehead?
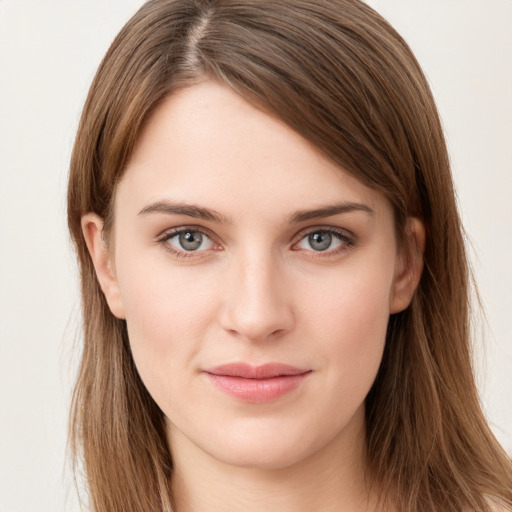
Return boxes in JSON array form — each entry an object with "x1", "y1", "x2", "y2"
[{"x1": 116, "y1": 81, "x2": 389, "y2": 221}]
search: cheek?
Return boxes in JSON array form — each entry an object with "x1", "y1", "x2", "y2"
[
  {"x1": 304, "y1": 257, "x2": 394, "y2": 334},
  {"x1": 114, "y1": 250, "x2": 219, "y2": 393},
  {"x1": 300, "y1": 260, "x2": 394, "y2": 398}
]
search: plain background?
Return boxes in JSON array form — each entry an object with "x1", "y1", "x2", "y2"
[{"x1": 0, "y1": 1, "x2": 510, "y2": 511}]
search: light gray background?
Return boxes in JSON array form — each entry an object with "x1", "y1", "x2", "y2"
[{"x1": 0, "y1": 1, "x2": 510, "y2": 511}]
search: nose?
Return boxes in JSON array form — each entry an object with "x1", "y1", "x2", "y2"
[{"x1": 219, "y1": 250, "x2": 295, "y2": 343}]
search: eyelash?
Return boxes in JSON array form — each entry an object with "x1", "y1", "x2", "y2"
[
  {"x1": 157, "y1": 226, "x2": 220, "y2": 260},
  {"x1": 291, "y1": 228, "x2": 355, "y2": 258},
  {"x1": 156, "y1": 226, "x2": 356, "y2": 259}
]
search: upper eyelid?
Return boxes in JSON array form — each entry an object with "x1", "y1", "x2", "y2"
[
  {"x1": 156, "y1": 227, "x2": 219, "y2": 258},
  {"x1": 156, "y1": 225, "x2": 355, "y2": 249},
  {"x1": 156, "y1": 226, "x2": 220, "y2": 255},
  {"x1": 292, "y1": 225, "x2": 354, "y2": 242},
  {"x1": 157, "y1": 225, "x2": 216, "y2": 241}
]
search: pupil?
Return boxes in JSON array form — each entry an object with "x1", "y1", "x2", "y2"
[
  {"x1": 179, "y1": 231, "x2": 202, "y2": 251},
  {"x1": 309, "y1": 232, "x2": 332, "y2": 251}
]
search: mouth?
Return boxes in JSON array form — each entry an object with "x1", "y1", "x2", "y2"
[{"x1": 202, "y1": 363, "x2": 312, "y2": 403}]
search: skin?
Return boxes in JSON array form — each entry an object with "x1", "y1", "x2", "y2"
[{"x1": 83, "y1": 81, "x2": 424, "y2": 512}]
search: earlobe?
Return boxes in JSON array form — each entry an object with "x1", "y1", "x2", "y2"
[
  {"x1": 390, "y1": 217, "x2": 426, "y2": 314},
  {"x1": 81, "y1": 213, "x2": 126, "y2": 319}
]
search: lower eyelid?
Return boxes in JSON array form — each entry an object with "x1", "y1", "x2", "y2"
[
  {"x1": 294, "y1": 229, "x2": 354, "y2": 246},
  {"x1": 156, "y1": 227, "x2": 225, "y2": 260}
]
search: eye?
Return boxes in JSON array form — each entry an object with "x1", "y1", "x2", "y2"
[
  {"x1": 294, "y1": 229, "x2": 353, "y2": 253},
  {"x1": 161, "y1": 228, "x2": 216, "y2": 253}
]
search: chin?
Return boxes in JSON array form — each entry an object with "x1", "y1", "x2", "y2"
[
  {"x1": 210, "y1": 440, "x2": 313, "y2": 471},
  {"x1": 199, "y1": 417, "x2": 351, "y2": 472}
]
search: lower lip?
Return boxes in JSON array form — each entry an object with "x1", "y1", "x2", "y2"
[{"x1": 205, "y1": 373, "x2": 311, "y2": 403}]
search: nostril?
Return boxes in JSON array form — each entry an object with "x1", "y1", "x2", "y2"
[
  {"x1": 218, "y1": 258, "x2": 295, "y2": 341},
  {"x1": 219, "y1": 304, "x2": 294, "y2": 342}
]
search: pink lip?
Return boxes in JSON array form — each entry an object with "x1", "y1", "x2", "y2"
[{"x1": 203, "y1": 363, "x2": 311, "y2": 403}]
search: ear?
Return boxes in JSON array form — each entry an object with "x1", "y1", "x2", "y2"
[
  {"x1": 390, "y1": 217, "x2": 426, "y2": 314},
  {"x1": 81, "y1": 213, "x2": 126, "y2": 319}
]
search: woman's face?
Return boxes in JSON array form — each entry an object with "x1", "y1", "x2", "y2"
[{"x1": 85, "y1": 81, "x2": 420, "y2": 471}]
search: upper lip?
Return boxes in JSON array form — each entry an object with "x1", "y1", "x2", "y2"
[{"x1": 203, "y1": 363, "x2": 310, "y2": 379}]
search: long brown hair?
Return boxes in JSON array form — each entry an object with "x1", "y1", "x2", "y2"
[{"x1": 67, "y1": 1, "x2": 512, "y2": 511}]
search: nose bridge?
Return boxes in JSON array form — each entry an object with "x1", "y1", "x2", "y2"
[{"x1": 220, "y1": 245, "x2": 294, "y2": 342}]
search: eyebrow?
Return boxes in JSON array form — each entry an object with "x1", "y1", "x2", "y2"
[
  {"x1": 289, "y1": 202, "x2": 374, "y2": 223},
  {"x1": 138, "y1": 200, "x2": 230, "y2": 223},
  {"x1": 138, "y1": 200, "x2": 374, "y2": 224}
]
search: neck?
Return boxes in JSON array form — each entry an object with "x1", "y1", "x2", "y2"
[{"x1": 168, "y1": 408, "x2": 382, "y2": 512}]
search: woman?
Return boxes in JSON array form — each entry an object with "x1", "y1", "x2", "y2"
[{"x1": 67, "y1": 0, "x2": 512, "y2": 511}]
